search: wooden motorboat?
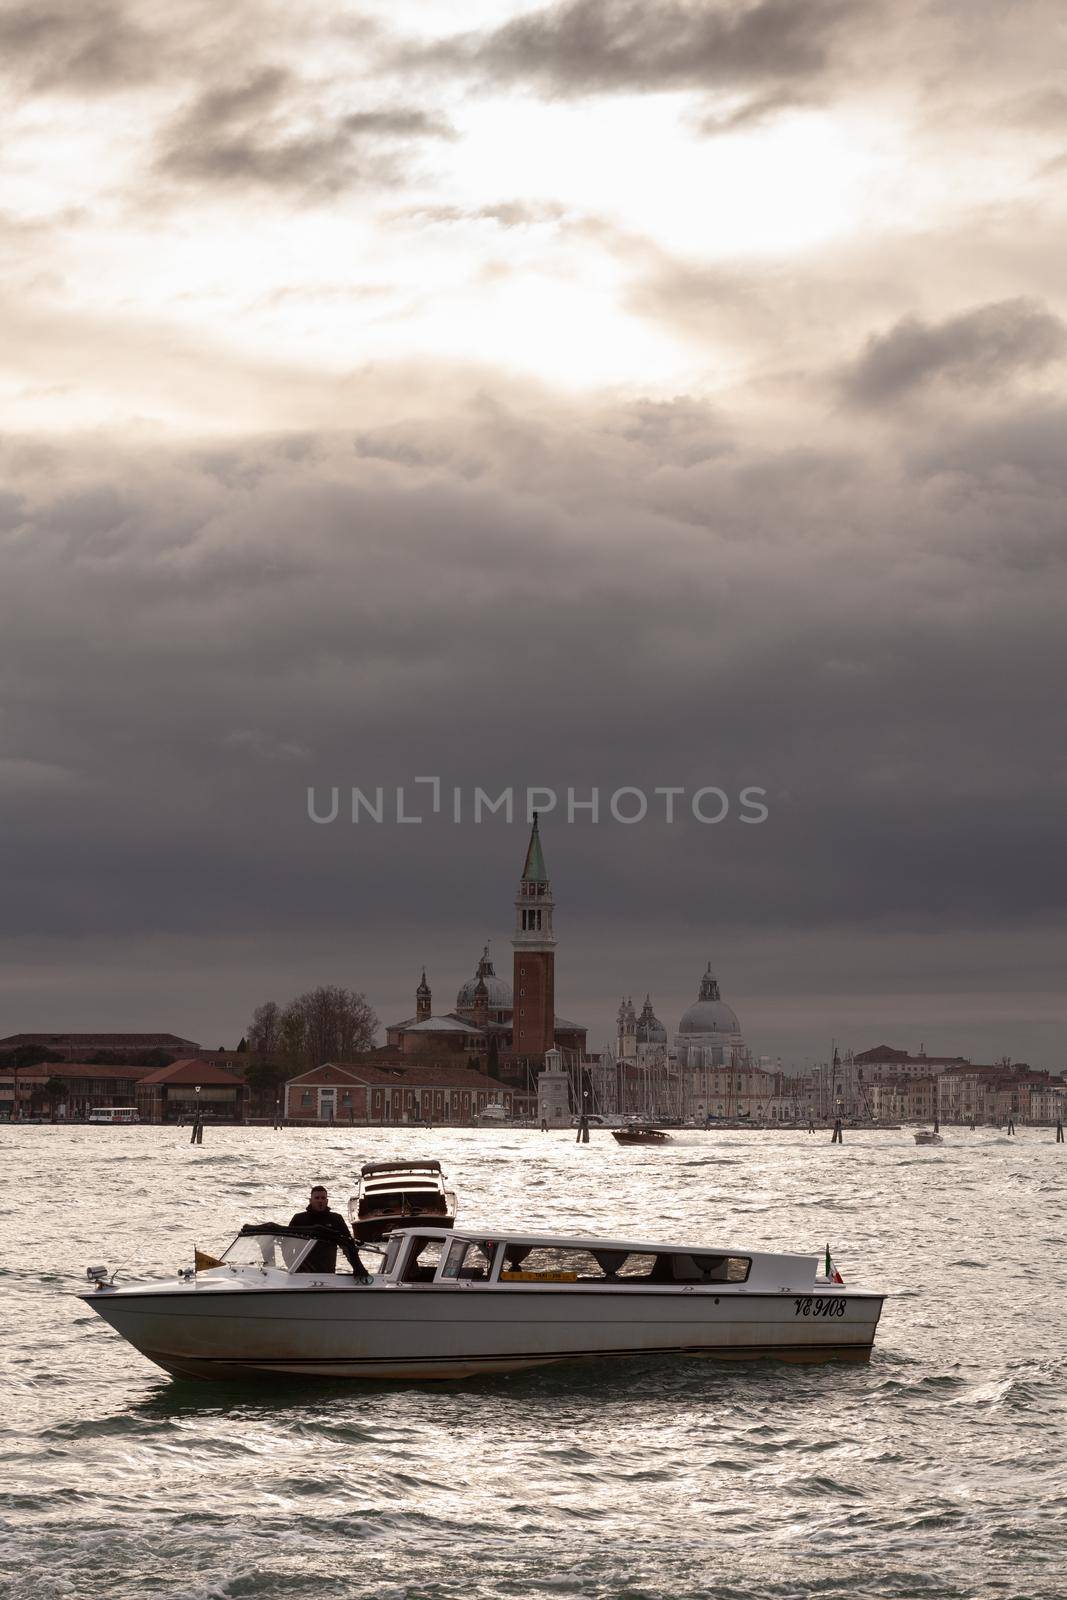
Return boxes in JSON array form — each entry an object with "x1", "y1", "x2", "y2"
[
  {"x1": 79, "y1": 1224, "x2": 885, "y2": 1381},
  {"x1": 348, "y1": 1159, "x2": 456, "y2": 1242},
  {"x1": 612, "y1": 1122, "x2": 672, "y2": 1145}
]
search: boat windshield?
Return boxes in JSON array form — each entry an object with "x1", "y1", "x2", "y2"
[{"x1": 219, "y1": 1230, "x2": 316, "y2": 1272}]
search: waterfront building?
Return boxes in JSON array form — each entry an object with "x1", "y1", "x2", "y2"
[
  {"x1": 2, "y1": 1062, "x2": 147, "y2": 1120},
  {"x1": 814, "y1": 1045, "x2": 971, "y2": 1120},
  {"x1": 135, "y1": 1059, "x2": 247, "y2": 1123},
  {"x1": 869, "y1": 1076, "x2": 938, "y2": 1124},
  {"x1": 0, "y1": 1030, "x2": 200, "y2": 1062},
  {"x1": 284, "y1": 1060, "x2": 515, "y2": 1124},
  {"x1": 937, "y1": 1062, "x2": 1060, "y2": 1125}
]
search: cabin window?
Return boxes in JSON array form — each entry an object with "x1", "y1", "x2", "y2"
[
  {"x1": 500, "y1": 1246, "x2": 605, "y2": 1282},
  {"x1": 401, "y1": 1237, "x2": 446, "y2": 1282},
  {"x1": 440, "y1": 1239, "x2": 498, "y2": 1281},
  {"x1": 605, "y1": 1252, "x2": 658, "y2": 1278},
  {"x1": 673, "y1": 1253, "x2": 751, "y2": 1283}
]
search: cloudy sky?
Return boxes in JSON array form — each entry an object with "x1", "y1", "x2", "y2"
[{"x1": 3, "y1": 0, "x2": 1066, "y2": 1067}]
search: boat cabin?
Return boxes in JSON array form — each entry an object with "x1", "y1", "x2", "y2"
[
  {"x1": 381, "y1": 1228, "x2": 756, "y2": 1287},
  {"x1": 209, "y1": 1225, "x2": 826, "y2": 1296},
  {"x1": 349, "y1": 1159, "x2": 456, "y2": 1242}
]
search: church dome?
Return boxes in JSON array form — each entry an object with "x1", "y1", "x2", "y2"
[
  {"x1": 457, "y1": 949, "x2": 512, "y2": 1013},
  {"x1": 677, "y1": 999, "x2": 741, "y2": 1036},
  {"x1": 635, "y1": 996, "x2": 667, "y2": 1044},
  {"x1": 677, "y1": 964, "x2": 741, "y2": 1037}
]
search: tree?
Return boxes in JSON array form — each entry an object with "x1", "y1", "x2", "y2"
[
  {"x1": 241, "y1": 1057, "x2": 291, "y2": 1104},
  {"x1": 248, "y1": 1001, "x2": 282, "y2": 1057},
  {"x1": 236, "y1": 1036, "x2": 248, "y2": 1053},
  {"x1": 248, "y1": 987, "x2": 379, "y2": 1072},
  {"x1": 291, "y1": 986, "x2": 379, "y2": 1067},
  {"x1": 279, "y1": 1004, "x2": 307, "y2": 1070}
]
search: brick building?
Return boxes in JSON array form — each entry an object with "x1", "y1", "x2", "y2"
[{"x1": 285, "y1": 1060, "x2": 515, "y2": 1124}]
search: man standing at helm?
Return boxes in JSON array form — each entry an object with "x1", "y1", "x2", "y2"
[{"x1": 289, "y1": 1184, "x2": 368, "y2": 1278}]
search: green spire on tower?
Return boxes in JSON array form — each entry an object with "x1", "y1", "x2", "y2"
[{"x1": 521, "y1": 812, "x2": 548, "y2": 883}]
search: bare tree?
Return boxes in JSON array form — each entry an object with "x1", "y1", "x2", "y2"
[
  {"x1": 291, "y1": 986, "x2": 379, "y2": 1066},
  {"x1": 248, "y1": 1000, "x2": 282, "y2": 1056},
  {"x1": 248, "y1": 987, "x2": 379, "y2": 1070},
  {"x1": 279, "y1": 1003, "x2": 307, "y2": 1069}
]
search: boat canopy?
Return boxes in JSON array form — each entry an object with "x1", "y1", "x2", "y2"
[{"x1": 360, "y1": 1159, "x2": 443, "y2": 1177}]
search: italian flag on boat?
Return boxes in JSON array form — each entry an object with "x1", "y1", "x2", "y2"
[{"x1": 824, "y1": 1245, "x2": 844, "y2": 1285}]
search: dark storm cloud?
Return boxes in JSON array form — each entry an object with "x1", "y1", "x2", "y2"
[
  {"x1": 399, "y1": 0, "x2": 856, "y2": 97},
  {"x1": 0, "y1": 1, "x2": 158, "y2": 93},
  {"x1": 154, "y1": 66, "x2": 454, "y2": 196},
  {"x1": 2, "y1": 379, "x2": 1066, "y2": 1053},
  {"x1": 841, "y1": 299, "x2": 1067, "y2": 406}
]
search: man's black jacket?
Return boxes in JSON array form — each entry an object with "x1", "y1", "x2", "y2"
[{"x1": 287, "y1": 1206, "x2": 356, "y2": 1274}]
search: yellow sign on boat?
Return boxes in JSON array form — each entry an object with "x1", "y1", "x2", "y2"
[{"x1": 500, "y1": 1269, "x2": 579, "y2": 1282}]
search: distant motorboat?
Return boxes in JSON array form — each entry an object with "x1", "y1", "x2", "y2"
[
  {"x1": 914, "y1": 1128, "x2": 943, "y2": 1145},
  {"x1": 612, "y1": 1121, "x2": 672, "y2": 1146},
  {"x1": 348, "y1": 1160, "x2": 456, "y2": 1243}
]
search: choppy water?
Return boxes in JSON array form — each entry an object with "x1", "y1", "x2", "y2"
[{"x1": 1, "y1": 1125, "x2": 1064, "y2": 1600}]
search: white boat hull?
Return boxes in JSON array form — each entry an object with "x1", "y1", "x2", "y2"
[{"x1": 83, "y1": 1279, "x2": 883, "y2": 1381}]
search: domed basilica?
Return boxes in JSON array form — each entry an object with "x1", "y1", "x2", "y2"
[
  {"x1": 616, "y1": 963, "x2": 750, "y2": 1070},
  {"x1": 673, "y1": 963, "x2": 748, "y2": 1068}
]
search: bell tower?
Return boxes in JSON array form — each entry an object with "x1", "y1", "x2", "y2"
[
  {"x1": 617, "y1": 996, "x2": 637, "y2": 1061},
  {"x1": 512, "y1": 813, "x2": 556, "y2": 1059},
  {"x1": 415, "y1": 969, "x2": 431, "y2": 1022}
]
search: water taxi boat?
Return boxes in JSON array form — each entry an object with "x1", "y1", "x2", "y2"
[
  {"x1": 348, "y1": 1159, "x2": 456, "y2": 1242},
  {"x1": 79, "y1": 1224, "x2": 884, "y2": 1381},
  {"x1": 612, "y1": 1122, "x2": 672, "y2": 1145}
]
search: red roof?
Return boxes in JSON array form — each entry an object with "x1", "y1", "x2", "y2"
[
  {"x1": 14, "y1": 1062, "x2": 155, "y2": 1081},
  {"x1": 0, "y1": 1032, "x2": 199, "y2": 1050},
  {"x1": 854, "y1": 1045, "x2": 969, "y2": 1066},
  {"x1": 286, "y1": 1061, "x2": 509, "y2": 1091},
  {"x1": 138, "y1": 1058, "x2": 246, "y2": 1087}
]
